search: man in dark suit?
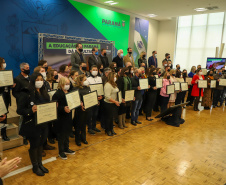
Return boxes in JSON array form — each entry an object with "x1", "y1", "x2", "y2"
[
  {"x1": 78, "y1": 62, "x2": 90, "y2": 76},
  {"x1": 88, "y1": 47, "x2": 102, "y2": 69},
  {"x1": 112, "y1": 49, "x2": 124, "y2": 68},
  {"x1": 99, "y1": 48, "x2": 109, "y2": 68},
  {"x1": 148, "y1": 51, "x2": 158, "y2": 68},
  {"x1": 71, "y1": 43, "x2": 86, "y2": 71}
]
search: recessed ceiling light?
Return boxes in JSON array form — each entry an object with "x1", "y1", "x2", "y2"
[
  {"x1": 148, "y1": 14, "x2": 157, "y2": 17},
  {"x1": 104, "y1": 1, "x2": 114, "y2": 3},
  {"x1": 194, "y1": 8, "x2": 208, "y2": 12},
  {"x1": 110, "y1": 2, "x2": 118, "y2": 5}
]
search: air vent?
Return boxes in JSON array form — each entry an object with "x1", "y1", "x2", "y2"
[{"x1": 206, "y1": 6, "x2": 219, "y2": 10}]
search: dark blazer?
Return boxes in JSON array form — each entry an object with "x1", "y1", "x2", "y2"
[
  {"x1": 112, "y1": 55, "x2": 123, "y2": 68},
  {"x1": 148, "y1": 76, "x2": 157, "y2": 92},
  {"x1": 148, "y1": 56, "x2": 158, "y2": 68},
  {"x1": 71, "y1": 51, "x2": 86, "y2": 71},
  {"x1": 117, "y1": 76, "x2": 132, "y2": 99},
  {"x1": 12, "y1": 73, "x2": 30, "y2": 99},
  {"x1": 52, "y1": 89, "x2": 72, "y2": 134},
  {"x1": 0, "y1": 86, "x2": 11, "y2": 108},
  {"x1": 138, "y1": 58, "x2": 147, "y2": 68},
  {"x1": 78, "y1": 70, "x2": 90, "y2": 76},
  {"x1": 131, "y1": 76, "x2": 143, "y2": 100},
  {"x1": 88, "y1": 54, "x2": 102, "y2": 69},
  {"x1": 99, "y1": 55, "x2": 109, "y2": 68}
]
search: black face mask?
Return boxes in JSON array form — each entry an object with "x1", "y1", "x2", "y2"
[
  {"x1": 125, "y1": 72, "x2": 130, "y2": 76},
  {"x1": 23, "y1": 69, "x2": 30, "y2": 75},
  {"x1": 78, "y1": 48, "x2": 83, "y2": 52},
  {"x1": 100, "y1": 68, "x2": 104, "y2": 72},
  {"x1": 82, "y1": 66, "x2": 86, "y2": 71},
  {"x1": 183, "y1": 73, "x2": 186, "y2": 76},
  {"x1": 152, "y1": 72, "x2": 156, "y2": 75},
  {"x1": 210, "y1": 74, "x2": 213, "y2": 76},
  {"x1": 128, "y1": 52, "x2": 132, "y2": 55},
  {"x1": 143, "y1": 55, "x2": 146, "y2": 58},
  {"x1": 45, "y1": 66, "x2": 48, "y2": 71},
  {"x1": 158, "y1": 72, "x2": 161, "y2": 74},
  {"x1": 167, "y1": 76, "x2": 170, "y2": 79},
  {"x1": 167, "y1": 69, "x2": 170, "y2": 72},
  {"x1": 104, "y1": 53, "x2": 107, "y2": 57},
  {"x1": 172, "y1": 74, "x2": 176, "y2": 76},
  {"x1": 177, "y1": 67, "x2": 180, "y2": 70},
  {"x1": 54, "y1": 75, "x2": 58, "y2": 80}
]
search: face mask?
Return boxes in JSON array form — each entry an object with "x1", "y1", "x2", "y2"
[
  {"x1": 82, "y1": 66, "x2": 87, "y2": 71},
  {"x1": 95, "y1": 52, "x2": 99, "y2": 55},
  {"x1": 114, "y1": 77, "x2": 117, "y2": 82},
  {"x1": 83, "y1": 80, "x2": 89, "y2": 86},
  {"x1": 167, "y1": 76, "x2": 170, "y2": 79},
  {"x1": 167, "y1": 69, "x2": 170, "y2": 72},
  {"x1": 125, "y1": 72, "x2": 130, "y2": 76},
  {"x1": 159, "y1": 72, "x2": 161, "y2": 74},
  {"x1": 168, "y1": 64, "x2": 172, "y2": 66},
  {"x1": 131, "y1": 71, "x2": 134, "y2": 74},
  {"x1": 41, "y1": 72, "x2": 46, "y2": 80},
  {"x1": 164, "y1": 64, "x2": 167, "y2": 66},
  {"x1": 154, "y1": 54, "x2": 157, "y2": 57},
  {"x1": 210, "y1": 74, "x2": 213, "y2": 76},
  {"x1": 183, "y1": 73, "x2": 186, "y2": 76},
  {"x1": 54, "y1": 75, "x2": 58, "y2": 80},
  {"x1": 35, "y1": 81, "x2": 43, "y2": 89},
  {"x1": 153, "y1": 72, "x2": 156, "y2": 75},
  {"x1": 45, "y1": 66, "x2": 48, "y2": 71},
  {"x1": 219, "y1": 72, "x2": 222, "y2": 75},
  {"x1": 138, "y1": 74, "x2": 142, "y2": 78},
  {"x1": 199, "y1": 72, "x2": 203, "y2": 75},
  {"x1": 2, "y1": 63, "x2": 6, "y2": 69},
  {"x1": 168, "y1": 56, "x2": 171, "y2": 59},
  {"x1": 100, "y1": 68, "x2": 104, "y2": 72},
  {"x1": 128, "y1": 52, "x2": 132, "y2": 55},
  {"x1": 177, "y1": 67, "x2": 180, "y2": 70},
  {"x1": 143, "y1": 55, "x2": 146, "y2": 58},
  {"x1": 120, "y1": 54, "x2": 124, "y2": 57},
  {"x1": 172, "y1": 74, "x2": 176, "y2": 76},
  {"x1": 64, "y1": 85, "x2": 70, "y2": 91},
  {"x1": 104, "y1": 53, "x2": 107, "y2": 57},
  {"x1": 78, "y1": 48, "x2": 83, "y2": 52},
  {"x1": 23, "y1": 69, "x2": 30, "y2": 75},
  {"x1": 92, "y1": 71, "x2": 98, "y2": 76}
]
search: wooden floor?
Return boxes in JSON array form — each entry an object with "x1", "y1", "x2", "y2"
[{"x1": 3, "y1": 104, "x2": 226, "y2": 185}]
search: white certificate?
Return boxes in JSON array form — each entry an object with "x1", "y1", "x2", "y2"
[
  {"x1": 139, "y1": 79, "x2": 149, "y2": 90},
  {"x1": 198, "y1": 80, "x2": 207, "y2": 88},
  {"x1": 154, "y1": 75, "x2": 158, "y2": 78},
  {"x1": 176, "y1": 78, "x2": 184, "y2": 83},
  {"x1": 210, "y1": 80, "x2": 216, "y2": 88},
  {"x1": 156, "y1": 78, "x2": 163, "y2": 88},
  {"x1": 36, "y1": 102, "x2": 57, "y2": 125},
  {"x1": 90, "y1": 84, "x2": 104, "y2": 96},
  {"x1": 167, "y1": 85, "x2": 175, "y2": 95},
  {"x1": 52, "y1": 82, "x2": 58, "y2": 90},
  {"x1": 181, "y1": 82, "x2": 188, "y2": 91},
  {"x1": 125, "y1": 90, "x2": 135, "y2": 102},
  {"x1": 202, "y1": 68, "x2": 207, "y2": 75},
  {"x1": 219, "y1": 79, "x2": 226, "y2": 86},
  {"x1": 0, "y1": 70, "x2": 14, "y2": 87},
  {"x1": 48, "y1": 90, "x2": 56, "y2": 101},
  {"x1": 66, "y1": 90, "x2": 81, "y2": 110},
  {"x1": 118, "y1": 91, "x2": 122, "y2": 103},
  {"x1": 173, "y1": 82, "x2": 180, "y2": 91},
  {"x1": 186, "y1": 78, "x2": 192, "y2": 85},
  {"x1": 0, "y1": 95, "x2": 7, "y2": 116},
  {"x1": 83, "y1": 91, "x2": 98, "y2": 109}
]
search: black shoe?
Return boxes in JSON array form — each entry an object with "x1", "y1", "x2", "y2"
[
  {"x1": 204, "y1": 107, "x2": 210, "y2": 110},
  {"x1": 38, "y1": 163, "x2": 49, "y2": 173},
  {"x1": 43, "y1": 144, "x2": 55, "y2": 150},
  {"x1": 139, "y1": 112, "x2": 143, "y2": 115},
  {"x1": 213, "y1": 105, "x2": 216, "y2": 108},
  {"x1": 115, "y1": 120, "x2": 119, "y2": 124},
  {"x1": 146, "y1": 118, "x2": 153, "y2": 121},
  {"x1": 135, "y1": 120, "x2": 142, "y2": 124},
  {"x1": 76, "y1": 141, "x2": 81, "y2": 146},
  {"x1": 105, "y1": 130, "x2": 113, "y2": 136},
  {"x1": 111, "y1": 130, "x2": 117, "y2": 135},
  {"x1": 93, "y1": 128, "x2": 101, "y2": 132},
  {"x1": 48, "y1": 138, "x2": 55, "y2": 144},
  {"x1": 65, "y1": 149, "x2": 75, "y2": 155},
  {"x1": 131, "y1": 121, "x2": 137, "y2": 126},
  {"x1": 32, "y1": 164, "x2": 45, "y2": 176},
  {"x1": 88, "y1": 129, "x2": 96, "y2": 135},
  {"x1": 81, "y1": 140, "x2": 88, "y2": 144},
  {"x1": 59, "y1": 152, "x2": 67, "y2": 160},
  {"x1": 2, "y1": 135, "x2": 10, "y2": 141},
  {"x1": 69, "y1": 133, "x2": 75, "y2": 138},
  {"x1": 23, "y1": 138, "x2": 28, "y2": 145},
  {"x1": 42, "y1": 151, "x2": 46, "y2": 157}
]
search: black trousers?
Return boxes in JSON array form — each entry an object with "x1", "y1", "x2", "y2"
[
  {"x1": 160, "y1": 96, "x2": 170, "y2": 113},
  {"x1": 187, "y1": 85, "x2": 194, "y2": 105},
  {"x1": 98, "y1": 100, "x2": 105, "y2": 129},
  {"x1": 87, "y1": 105, "x2": 99, "y2": 130},
  {"x1": 57, "y1": 132, "x2": 69, "y2": 154},
  {"x1": 104, "y1": 102, "x2": 115, "y2": 132},
  {"x1": 28, "y1": 127, "x2": 48, "y2": 149},
  {"x1": 213, "y1": 89, "x2": 224, "y2": 106},
  {"x1": 153, "y1": 89, "x2": 161, "y2": 111},
  {"x1": 146, "y1": 91, "x2": 157, "y2": 117}
]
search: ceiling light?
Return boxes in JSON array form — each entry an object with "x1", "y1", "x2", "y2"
[
  {"x1": 104, "y1": 1, "x2": 114, "y2": 3},
  {"x1": 110, "y1": 2, "x2": 118, "y2": 5},
  {"x1": 148, "y1": 14, "x2": 157, "y2": 17},
  {"x1": 194, "y1": 8, "x2": 208, "y2": 12}
]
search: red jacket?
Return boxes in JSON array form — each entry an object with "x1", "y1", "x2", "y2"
[{"x1": 191, "y1": 75, "x2": 205, "y2": 97}]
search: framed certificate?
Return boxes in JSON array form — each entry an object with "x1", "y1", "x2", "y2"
[
  {"x1": 176, "y1": 78, "x2": 184, "y2": 83},
  {"x1": 181, "y1": 82, "x2": 188, "y2": 91},
  {"x1": 166, "y1": 84, "x2": 175, "y2": 95},
  {"x1": 0, "y1": 95, "x2": 8, "y2": 116},
  {"x1": 48, "y1": 90, "x2": 56, "y2": 101},
  {"x1": 219, "y1": 79, "x2": 226, "y2": 86},
  {"x1": 0, "y1": 70, "x2": 14, "y2": 87},
  {"x1": 118, "y1": 91, "x2": 122, "y2": 103},
  {"x1": 154, "y1": 75, "x2": 159, "y2": 78},
  {"x1": 173, "y1": 82, "x2": 180, "y2": 91},
  {"x1": 36, "y1": 101, "x2": 57, "y2": 125},
  {"x1": 90, "y1": 83, "x2": 104, "y2": 96},
  {"x1": 156, "y1": 78, "x2": 163, "y2": 88},
  {"x1": 186, "y1": 78, "x2": 192, "y2": 85},
  {"x1": 139, "y1": 79, "x2": 149, "y2": 90},
  {"x1": 210, "y1": 80, "x2": 216, "y2": 88},
  {"x1": 202, "y1": 68, "x2": 208, "y2": 75},
  {"x1": 83, "y1": 91, "x2": 98, "y2": 109},
  {"x1": 52, "y1": 82, "x2": 58, "y2": 90},
  {"x1": 198, "y1": 80, "x2": 207, "y2": 88},
  {"x1": 125, "y1": 90, "x2": 135, "y2": 102},
  {"x1": 66, "y1": 90, "x2": 81, "y2": 110}
]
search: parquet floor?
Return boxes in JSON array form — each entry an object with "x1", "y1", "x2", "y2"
[{"x1": 3, "y1": 105, "x2": 226, "y2": 185}]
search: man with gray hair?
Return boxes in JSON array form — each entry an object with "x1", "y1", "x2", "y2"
[{"x1": 112, "y1": 49, "x2": 124, "y2": 67}]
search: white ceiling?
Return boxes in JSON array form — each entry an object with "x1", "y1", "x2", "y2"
[{"x1": 75, "y1": 0, "x2": 226, "y2": 21}]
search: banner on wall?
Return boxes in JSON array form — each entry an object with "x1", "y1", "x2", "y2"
[{"x1": 133, "y1": 18, "x2": 149, "y2": 66}]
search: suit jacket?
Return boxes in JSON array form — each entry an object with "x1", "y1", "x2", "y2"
[
  {"x1": 138, "y1": 58, "x2": 147, "y2": 68},
  {"x1": 131, "y1": 76, "x2": 143, "y2": 100},
  {"x1": 112, "y1": 55, "x2": 123, "y2": 68},
  {"x1": 12, "y1": 73, "x2": 30, "y2": 99},
  {"x1": 71, "y1": 51, "x2": 86, "y2": 71},
  {"x1": 99, "y1": 55, "x2": 109, "y2": 68},
  {"x1": 88, "y1": 54, "x2": 102, "y2": 69},
  {"x1": 78, "y1": 70, "x2": 90, "y2": 76},
  {"x1": 123, "y1": 54, "x2": 135, "y2": 67},
  {"x1": 148, "y1": 56, "x2": 158, "y2": 68},
  {"x1": 214, "y1": 73, "x2": 226, "y2": 90}
]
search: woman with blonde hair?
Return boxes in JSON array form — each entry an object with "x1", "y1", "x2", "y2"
[
  {"x1": 138, "y1": 51, "x2": 147, "y2": 68},
  {"x1": 46, "y1": 69, "x2": 58, "y2": 89}
]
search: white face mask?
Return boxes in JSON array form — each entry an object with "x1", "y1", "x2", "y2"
[
  {"x1": 131, "y1": 71, "x2": 134, "y2": 74},
  {"x1": 83, "y1": 80, "x2": 89, "y2": 86},
  {"x1": 2, "y1": 63, "x2": 6, "y2": 69},
  {"x1": 35, "y1": 81, "x2": 43, "y2": 89},
  {"x1": 41, "y1": 72, "x2": 46, "y2": 80},
  {"x1": 64, "y1": 85, "x2": 70, "y2": 91},
  {"x1": 154, "y1": 54, "x2": 157, "y2": 57},
  {"x1": 164, "y1": 64, "x2": 167, "y2": 66},
  {"x1": 114, "y1": 77, "x2": 117, "y2": 82},
  {"x1": 92, "y1": 71, "x2": 98, "y2": 76},
  {"x1": 168, "y1": 64, "x2": 172, "y2": 66}
]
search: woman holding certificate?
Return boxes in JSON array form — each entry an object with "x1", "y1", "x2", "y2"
[
  {"x1": 168, "y1": 70, "x2": 177, "y2": 107},
  {"x1": 46, "y1": 69, "x2": 59, "y2": 89},
  {"x1": 16, "y1": 73, "x2": 50, "y2": 176},
  {"x1": 104, "y1": 72, "x2": 120, "y2": 136},
  {"x1": 160, "y1": 72, "x2": 171, "y2": 113},
  {"x1": 52, "y1": 77, "x2": 75, "y2": 159},
  {"x1": 191, "y1": 69, "x2": 205, "y2": 111}
]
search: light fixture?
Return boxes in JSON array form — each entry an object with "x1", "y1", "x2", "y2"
[
  {"x1": 110, "y1": 2, "x2": 118, "y2": 5},
  {"x1": 104, "y1": 1, "x2": 118, "y2": 5},
  {"x1": 194, "y1": 8, "x2": 208, "y2": 12},
  {"x1": 104, "y1": 1, "x2": 114, "y2": 3},
  {"x1": 148, "y1": 14, "x2": 157, "y2": 17}
]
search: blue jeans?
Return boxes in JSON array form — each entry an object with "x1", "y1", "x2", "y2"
[{"x1": 131, "y1": 99, "x2": 143, "y2": 121}]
